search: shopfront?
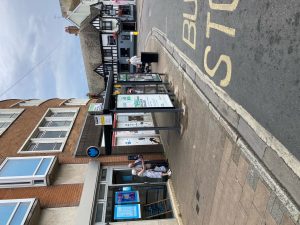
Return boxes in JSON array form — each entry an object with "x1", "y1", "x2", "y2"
[{"x1": 94, "y1": 166, "x2": 173, "y2": 224}]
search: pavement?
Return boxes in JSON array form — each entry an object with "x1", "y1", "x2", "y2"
[{"x1": 136, "y1": 1, "x2": 300, "y2": 225}]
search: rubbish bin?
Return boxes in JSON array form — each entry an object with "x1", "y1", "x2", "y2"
[{"x1": 141, "y1": 52, "x2": 159, "y2": 63}]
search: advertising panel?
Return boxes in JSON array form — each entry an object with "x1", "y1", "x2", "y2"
[
  {"x1": 118, "y1": 73, "x2": 162, "y2": 82},
  {"x1": 88, "y1": 103, "x2": 103, "y2": 113},
  {"x1": 117, "y1": 94, "x2": 173, "y2": 108},
  {"x1": 94, "y1": 115, "x2": 113, "y2": 125},
  {"x1": 115, "y1": 191, "x2": 140, "y2": 204},
  {"x1": 116, "y1": 137, "x2": 161, "y2": 146},
  {"x1": 114, "y1": 204, "x2": 141, "y2": 220}
]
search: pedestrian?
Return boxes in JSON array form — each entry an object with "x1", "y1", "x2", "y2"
[
  {"x1": 132, "y1": 167, "x2": 172, "y2": 178},
  {"x1": 129, "y1": 155, "x2": 171, "y2": 178},
  {"x1": 128, "y1": 56, "x2": 142, "y2": 66},
  {"x1": 128, "y1": 155, "x2": 168, "y2": 171}
]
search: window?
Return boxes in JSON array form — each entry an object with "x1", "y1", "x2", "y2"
[
  {"x1": 41, "y1": 120, "x2": 71, "y2": 127},
  {"x1": 121, "y1": 35, "x2": 130, "y2": 40},
  {"x1": 93, "y1": 166, "x2": 173, "y2": 223},
  {"x1": 64, "y1": 99, "x2": 89, "y2": 106},
  {"x1": 120, "y1": 48, "x2": 130, "y2": 57},
  {"x1": 119, "y1": 5, "x2": 131, "y2": 15},
  {"x1": 50, "y1": 112, "x2": 76, "y2": 117},
  {"x1": 102, "y1": 21, "x2": 112, "y2": 30},
  {"x1": 94, "y1": 167, "x2": 111, "y2": 224},
  {"x1": 0, "y1": 156, "x2": 56, "y2": 187},
  {"x1": 35, "y1": 130, "x2": 67, "y2": 138},
  {"x1": 0, "y1": 109, "x2": 24, "y2": 135},
  {"x1": 103, "y1": 5, "x2": 115, "y2": 16},
  {"x1": 27, "y1": 142, "x2": 62, "y2": 151},
  {"x1": 18, "y1": 108, "x2": 78, "y2": 153},
  {"x1": 121, "y1": 22, "x2": 136, "y2": 31},
  {"x1": 103, "y1": 49, "x2": 113, "y2": 57},
  {"x1": 19, "y1": 99, "x2": 46, "y2": 106},
  {"x1": 0, "y1": 198, "x2": 36, "y2": 225},
  {"x1": 107, "y1": 36, "x2": 116, "y2": 45},
  {"x1": 120, "y1": 64, "x2": 129, "y2": 72}
]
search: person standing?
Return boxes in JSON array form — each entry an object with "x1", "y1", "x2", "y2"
[{"x1": 129, "y1": 155, "x2": 171, "y2": 179}]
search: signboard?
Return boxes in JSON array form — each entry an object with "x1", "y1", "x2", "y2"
[
  {"x1": 117, "y1": 94, "x2": 173, "y2": 108},
  {"x1": 114, "y1": 204, "x2": 141, "y2": 220},
  {"x1": 88, "y1": 103, "x2": 103, "y2": 113},
  {"x1": 86, "y1": 146, "x2": 100, "y2": 158},
  {"x1": 94, "y1": 115, "x2": 113, "y2": 125},
  {"x1": 115, "y1": 191, "x2": 140, "y2": 204},
  {"x1": 118, "y1": 73, "x2": 162, "y2": 82},
  {"x1": 116, "y1": 137, "x2": 161, "y2": 146}
]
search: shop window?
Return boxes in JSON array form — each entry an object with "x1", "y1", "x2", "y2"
[
  {"x1": 112, "y1": 169, "x2": 164, "y2": 184},
  {"x1": 93, "y1": 167, "x2": 174, "y2": 224},
  {"x1": 120, "y1": 48, "x2": 130, "y2": 57},
  {"x1": 120, "y1": 64, "x2": 129, "y2": 72},
  {"x1": 0, "y1": 198, "x2": 36, "y2": 224},
  {"x1": 0, "y1": 156, "x2": 56, "y2": 187},
  {"x1": 18, "y1": 108, "x2": 78, "y2": 153},
  {"x1": 121, "y1": 22, "x2": 136, "y2": 31},
  {"x1": 106, "y1": 184, "x2": 173, "y2": 222}
]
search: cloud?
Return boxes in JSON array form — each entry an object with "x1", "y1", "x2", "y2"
[{"x1": 0, "y1": 0, "x2": 88, "y2": 101}]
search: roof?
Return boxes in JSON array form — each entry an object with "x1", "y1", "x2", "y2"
[
  {"x1": 66, "y1": 2, "x2": 92, "y2": 28},
  {"x1": 59, "y1": 0, "x2": 81, "y2": 17},
  {"x1": 79, "y1": 7, "x2": 104, "y2": 94}
]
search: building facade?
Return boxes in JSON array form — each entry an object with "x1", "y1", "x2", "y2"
[{"x1": 0, "y1": 98, "x2": 175, "y2": 225}]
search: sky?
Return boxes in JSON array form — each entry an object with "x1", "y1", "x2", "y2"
[{"x1": 0, "y1": 0, "x2": 89, "y2": 101}]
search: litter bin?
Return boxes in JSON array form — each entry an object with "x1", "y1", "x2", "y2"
[{"x1": 141, "y1": 52, "x2": 159, "y2": 63}]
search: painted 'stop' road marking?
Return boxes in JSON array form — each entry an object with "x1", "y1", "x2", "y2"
[{"x1": 182, "y1": 0, "x2": 240, "y2": 87}]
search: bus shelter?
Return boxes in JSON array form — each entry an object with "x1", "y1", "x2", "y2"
[{"x1": 96, "y1": 73, "x2": 182, "y2": 155}]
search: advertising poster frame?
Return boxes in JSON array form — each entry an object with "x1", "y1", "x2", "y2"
[
  {"x1": 114, "y1": 204, "x2": 141, "y2": 220},
  {"x1": 116, "y1": 94, "x2": 174, "y2": 109},
  {"x1": 118, "y1": 73, "x2": 162, "y2": 83}
]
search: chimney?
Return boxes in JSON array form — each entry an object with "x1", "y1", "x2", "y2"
[{"x1": 65, "y1": 26, "x2": 79, "y2": 36}]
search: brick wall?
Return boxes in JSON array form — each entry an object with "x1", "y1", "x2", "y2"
[
  {"x1": 0, "y1": 98, "x2": 90, "y2": 159},
  {"x1": 59, "y1": 153, "x2": 166, "y2": 165},
  {"x1": 0, "y1": 184, "x2": 83, "y2": 208}
]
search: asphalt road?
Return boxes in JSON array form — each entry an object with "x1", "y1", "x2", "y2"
[{"x1": 139, "y1": 0, "x2": 300, "y2": 159}]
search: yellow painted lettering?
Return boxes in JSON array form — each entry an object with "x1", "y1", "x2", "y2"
[
  {"x1": 209, "y1": 0, "x2": 239, "y2": 11},
  {"x1": 183, "y1": 0, "x2": 198, "y2": 21},
  {"x1": 204, "y1": 46, "x2": 232, "y2": 87},
  {"x1": 182, "y1": 19, "x2": 196, "y2": 49},
  {"x1": 206, "y1": 12, "x2": 236, "y2": 38}
]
